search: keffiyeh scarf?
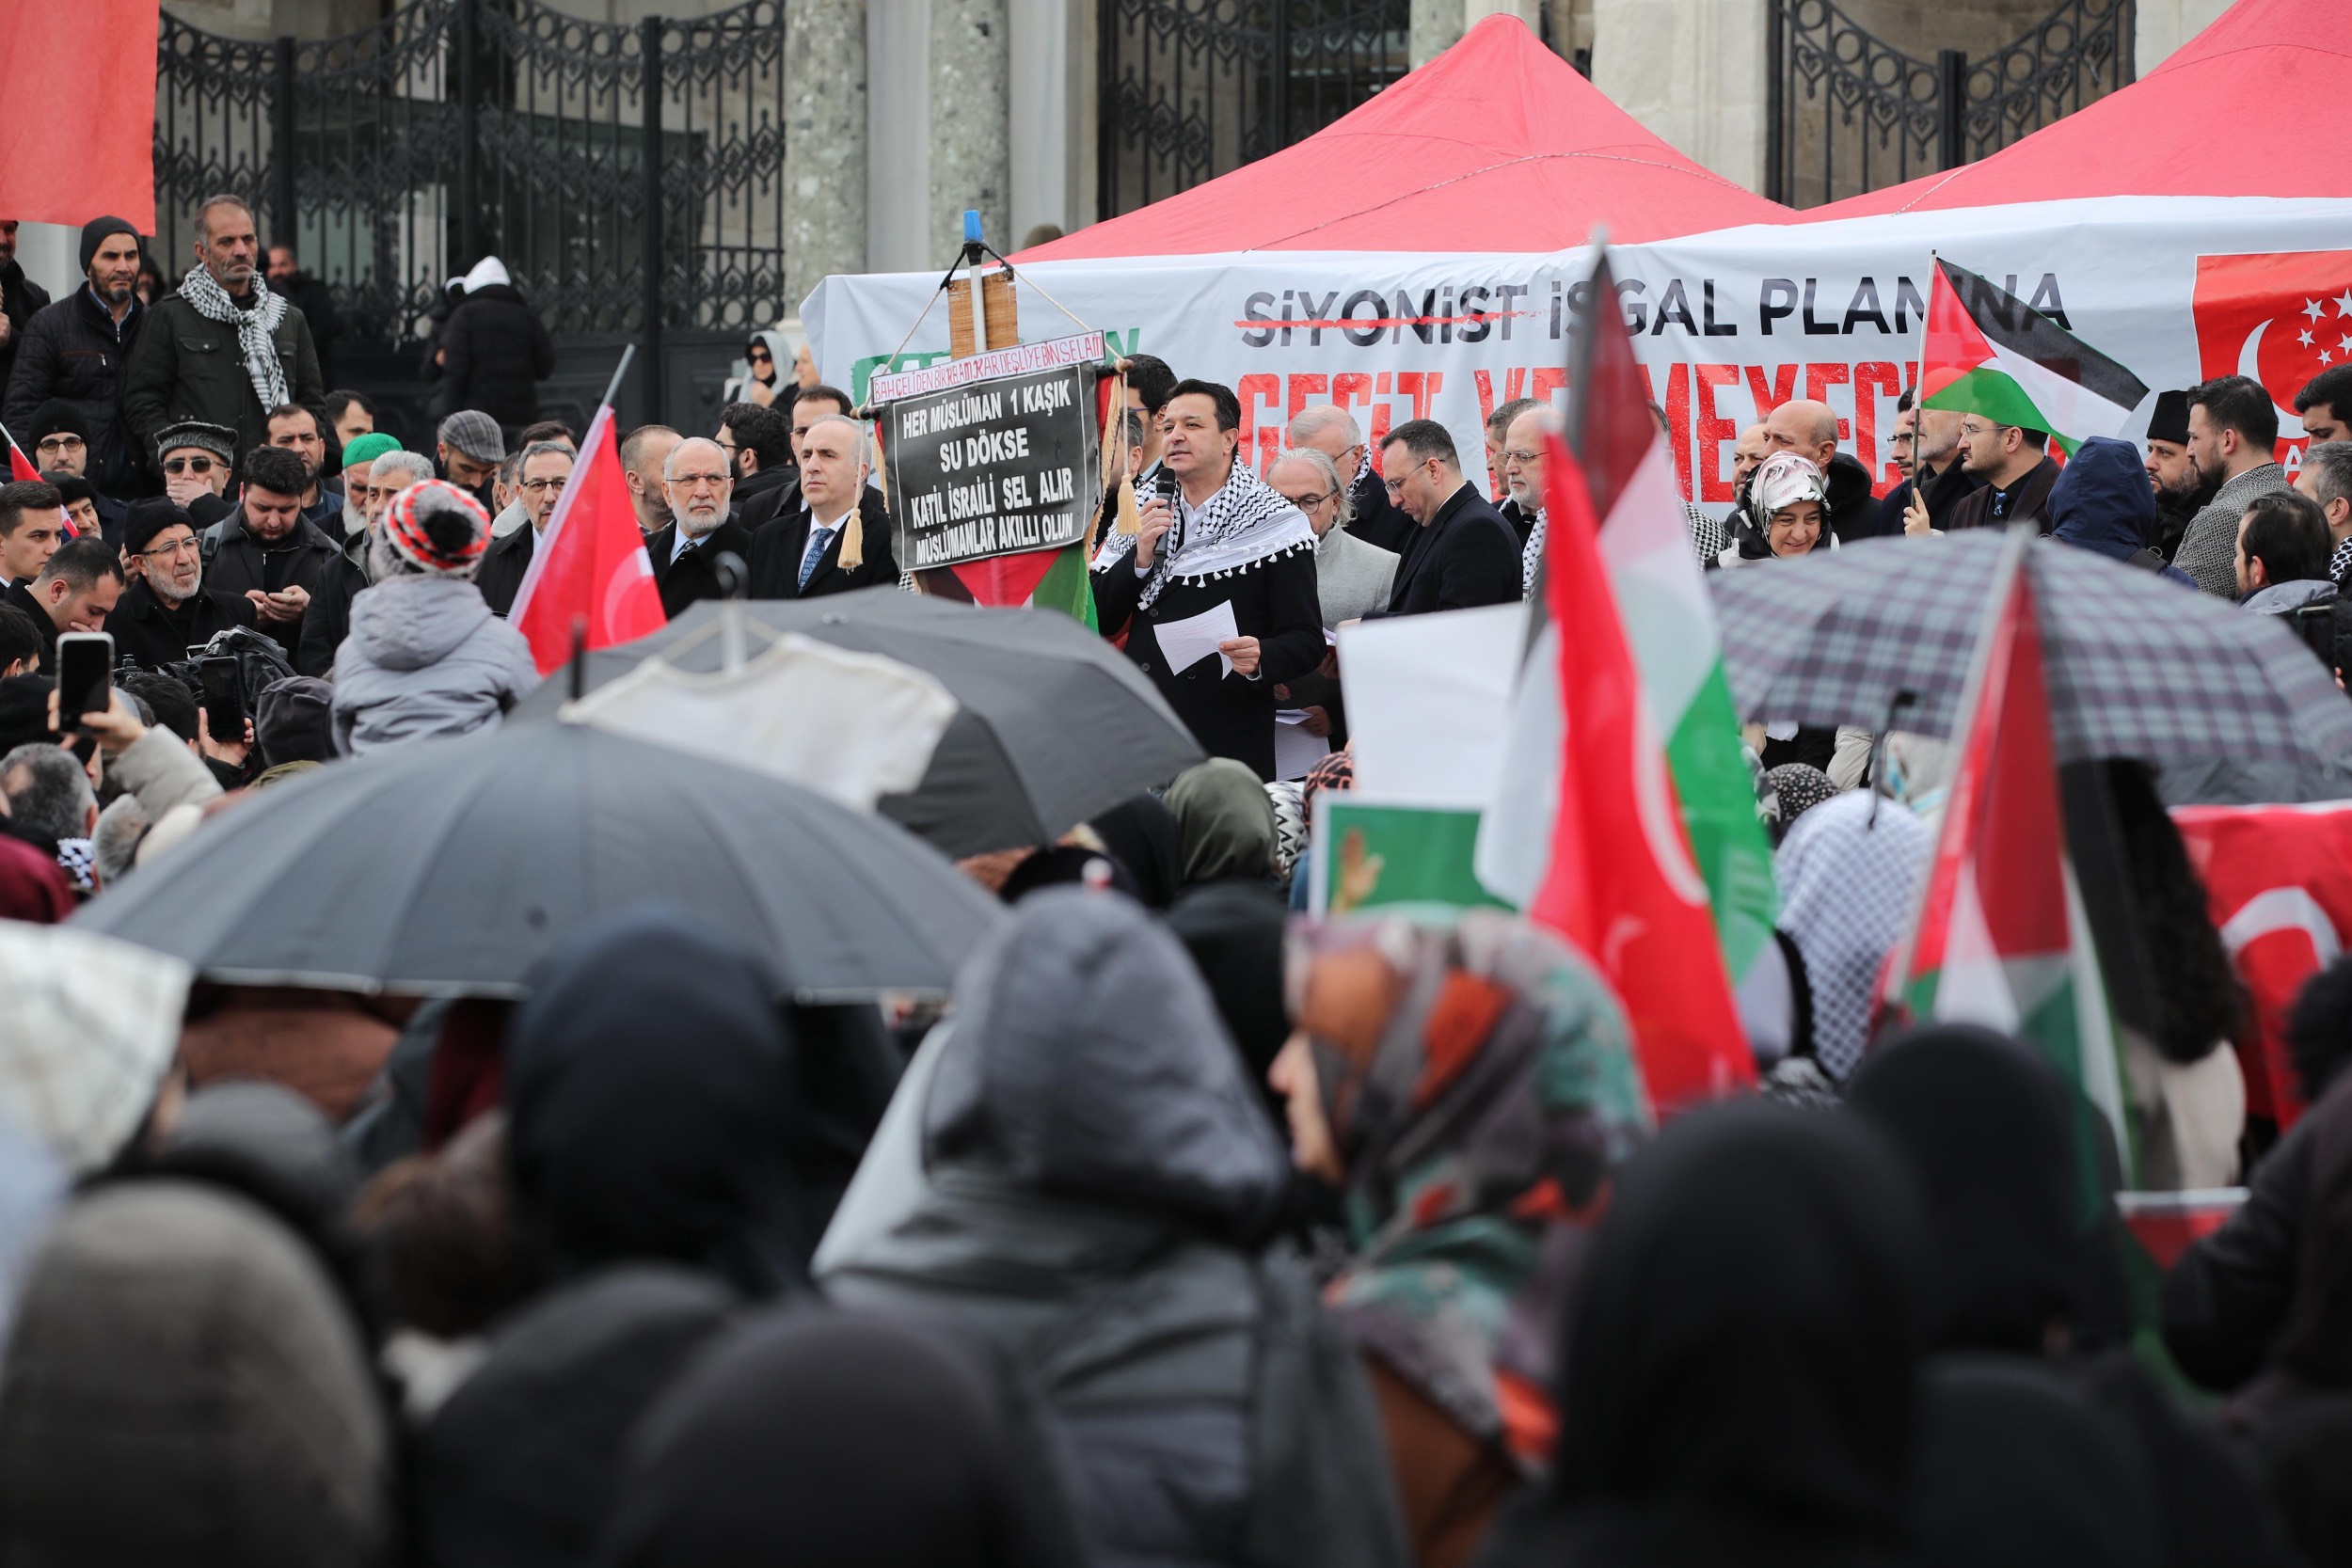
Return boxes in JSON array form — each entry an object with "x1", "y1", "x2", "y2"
[
  {"x1": 1094, "y1": 459, "x2": 1315, "y2": 611},
  {"x1": 177, "y1": 264, "x2": 291, "y2": 415},
  {"x1": 1775, "y1": 790, "x2": 1932, "y2": 1080}
]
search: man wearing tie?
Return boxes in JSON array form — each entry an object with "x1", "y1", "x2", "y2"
[
  {"x1": 645, "y1": 436, "x2": 753, "y2": 617},
  {"x1": 748, "y1": 414, "x2": 898, "y2": 600}
]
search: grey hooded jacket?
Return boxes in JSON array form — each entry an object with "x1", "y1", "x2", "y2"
[
  {"x1": 331, "y1": 575, "x2": 540, "y2": 756},
  {"x1": 820, "y1": 889, "x2": 1409, "y2": 1568}
]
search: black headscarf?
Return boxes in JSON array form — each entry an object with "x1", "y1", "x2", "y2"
[
  {"x1": 503, "y1": 909, "x2": 817, "y2": 1297},
  {"x1": 1088, "y1": 792, "x2": 1184, "y2": 910},
  {"x1": 595, "y1": 1310, "x2": 1089, "y2": 1568},
  {"x1": 1845, "y1": 1024, "x2": 2080, "y2": 1353},
  {"x1": 1485, "y1": 1102, "x2": 1930, "y2": 1567},
  {"x1": 1910, "y1": 1354, "x2": 2160, "y2": 1568},
  {"x1": 1165, "y1": 877, "x2": 1291, "y2": 1098}
]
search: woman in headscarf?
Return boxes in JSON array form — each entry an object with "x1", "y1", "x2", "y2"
[
  {"x1": 1167, "y1": 756, "x2": 1282, "y2": 893},
  {"x1": 722, "y1": 328, "x2": 793, "y2": 408},
  {"x1": 1775, "y1": 788, "x2": 1934, "y2": 1082},
  {"x1": 1272, "y1": 908, "x2": 1651, "y2": 1568},
  {"x1": 596, "y1": 1311, "x2": 1090, "y2": 1568},
  {"x1": 821, "y1": 890, "x2": 1410, "y2": 1568},
  {"x1": 1763, "y1": 762, "x2": 1836, "y2": 845},
  {"x1": 1724, "y1": 451, "x2": 1870, "y2": 776},
  {"x1": 1478, "y1": 1102, "x2": 1931, "y2": 1568},
  {"x1": 1092, "y1": 380, "x2": 1325, "y2": 781}
]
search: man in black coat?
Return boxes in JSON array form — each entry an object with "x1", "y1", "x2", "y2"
[
  {"x1": 5, "y1": 536, "x2": 122, "y2": 673},
  {"x1": 199, "y1": 444, "x2": 342, "y2": 657},
  {"x1": 1945, "y1": 419, "x2": 2062, "y2": 532},
  {"x1": 109, "y1": 499, "x2": 257, "y2": 671},
  {"x1": 0, "y1": 220, "x2": 52, "y2": 397},
  {"x1": 22, "y1": 404, "x2": 127, "y2": 544},
  {"x1": 4, "y1": 217, "x2": 143, "y2": 499},
  {"x1": 1378, "y1": 419, "x2": 1522, "y2": 615},
  {"x1": 718, "y1": 399, "x2": 803, "y2": 535},
  {"x1": 1091, "y1": 380, "x2": 1324, "y2": 782},
  {"x1": 477, "y1": 439, "x2": 575, "y2": 617},
  {"x1": 436, "y1": 256, "x2": 556, "y2": 434},
  {"x1": 746, "y1": 415, "x2": 898, "y2": 601},
  {"x1": 1878, "y1": 393, "x2": 1984, "y2": 535},
  {"x1": 646, "y1": 437, "x2": 756, "y2": 618}
]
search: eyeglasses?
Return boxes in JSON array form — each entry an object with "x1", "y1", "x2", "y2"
[
  {"x1": 667, "y1": 472, "x2": 729, "y2": 491},
  {"x1": 163, "y1": 455, "x2": 216, "y2": 475},
  {"x1": 1281, "y1": 489, "x2": 1333, "y2": 510},
  {"x1": 138, "y1": 535, "x2": 202, "y2": 559},
  {"x1": 35, "y1": 436, "x2": 82, "y2": 453},
  {"x1": 518, "y1": 476, "x2": 568, "y2": 496},
  {"x1": 1502, "y1": 447, "x2": 1543, "y2": 464}
]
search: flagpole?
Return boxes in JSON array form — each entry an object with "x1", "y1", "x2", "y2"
[
  {"x1": 508, "y1": 342, "x2": 637, "y2": 630},
  {"x1": 1913, "y1": 250, "x2": 1933, "y2": 500},
  {"x1": 599, "y1": 344, "x2": 637, "y2": 416}
]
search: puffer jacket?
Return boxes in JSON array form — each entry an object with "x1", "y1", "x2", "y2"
[
  {"x1": 820, "y1": 889, "x2": 1409, "y2": 1568},
  {"x1": 436, "y1": 283, "x2": 555, "y2": 431},
  {"x1": 2, "y1": 289, "x2": 143, "y2": 495},
  {"x1": 330, "y1": 575, "x2": 540, "y2": 755}
]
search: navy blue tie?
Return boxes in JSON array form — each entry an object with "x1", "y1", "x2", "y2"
[{"x1": 799, "y1": 524, "x2": 834, "y2": 591}]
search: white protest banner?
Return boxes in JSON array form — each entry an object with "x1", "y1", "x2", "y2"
[{"x1": 808, "y1": 197, "x2": 2352, "y2": 511}]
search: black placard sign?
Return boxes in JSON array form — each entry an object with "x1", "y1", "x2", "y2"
[{"x1": 880, "y1": 350, "x2": 1102, "y2": 572}]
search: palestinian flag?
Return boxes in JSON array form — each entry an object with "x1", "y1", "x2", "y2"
[
  {"x1": 1919, "y1": 259, "x2": 2151, "y2": 455},
  {"x1": 1883, "y1": 532, "x2": 2133, "y2": 1198},
  {"x1": 914, "y1": 544, "x2": 1096, "y2": 629},
  {"x1": 1477, "y1": 247, "x2": 1757, "y2": 1113}
]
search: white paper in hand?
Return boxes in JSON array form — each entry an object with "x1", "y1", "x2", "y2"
[
  {"x1": 1273, "y1": 708, "x2": 1329, "y2": 780},
  {"x1": 1152, "y1": 599, "x2": 1240, "y2": 677}
]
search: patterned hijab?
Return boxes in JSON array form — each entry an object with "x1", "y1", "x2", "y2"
[
  {"x1": 1289, "y1": 907, "x2": 1652, "y2": 1472},
  {"x1": 1093, "y1": 456, "x2": 1314, "y2": 611},
  {"x1": 1776, "y1": 790, "x2": 1934, "y2": 1080}
]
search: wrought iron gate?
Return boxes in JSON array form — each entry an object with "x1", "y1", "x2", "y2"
[
  {"x1": 1097, "y1": 0, "x2": 1412, "y2": 219},
  {"x1": 1766, "y1": 0, "x2": 2133, "y2": 209},
  {"x1": 153, "y1": 0, "x2": 787, "y2": 438}
]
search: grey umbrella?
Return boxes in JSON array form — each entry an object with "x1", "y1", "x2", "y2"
[
  {"x1": 1710, "y1": 530, "x2": 2352, "y2": 768},
  {"x1": 73, "y1": 721, "x2": 1002, "y2": 1001},
  {"x1": 511, "y1": 588, "x2": 1204, "y2": 856}
]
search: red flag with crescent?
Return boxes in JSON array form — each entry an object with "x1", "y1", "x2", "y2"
[{"x1": 2193, "y1": 249, "x2": 2352, "y2": 466}]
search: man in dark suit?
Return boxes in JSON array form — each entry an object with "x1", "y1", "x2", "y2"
[
  {"x1": 747, "y1": 414, "x2": 898, "y2": 601},
  {"x1": 1288, "y1": 403, "x2": 1416, "y2": 554},
  {"x1": 1378, "y1": 419, "x2": 1522, "y2": 615},
  {"x1": 646, "y1": 436, "x2": 756, "y2": 617}
]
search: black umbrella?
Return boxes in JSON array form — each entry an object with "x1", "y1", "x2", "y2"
[
  {"x1": 511, "y1": 589, "x2": 1204, "y2": 856},
  {"x1": 73, "y1": 721, "x2": 1002, "y2": 1001}
]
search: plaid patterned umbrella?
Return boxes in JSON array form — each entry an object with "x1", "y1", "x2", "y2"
[{"x1": 1709, "y1": 530, "x2": 2352, "y2": 768}]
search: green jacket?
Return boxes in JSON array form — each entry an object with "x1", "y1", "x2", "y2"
[{"x1": 120, "y1": 290, "x2": 324, "y2": 477}]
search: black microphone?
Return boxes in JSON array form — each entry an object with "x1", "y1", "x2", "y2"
[{"x1": 1155, "y1": 467, "x2": 1183, "y2": 556}]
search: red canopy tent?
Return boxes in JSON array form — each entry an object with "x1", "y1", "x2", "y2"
[
  {"x1": 1801, "y1": 0, "x2": 2344, "y2": 219},
  {"x1": 1023, "y1": 15, "x2": 1790, "y2": 260}
]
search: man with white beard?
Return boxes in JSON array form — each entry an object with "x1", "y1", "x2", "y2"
[
  {"x1": 108, "y1": 499, "x2": 257, "y2": 671},
  {"x1": 647, "y1": 435, "x2": 753, "y2": 618}
]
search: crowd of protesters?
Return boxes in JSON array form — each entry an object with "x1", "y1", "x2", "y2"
[{"x1": 0, "y1": 185, "x2": 2350, "y2": 1568}]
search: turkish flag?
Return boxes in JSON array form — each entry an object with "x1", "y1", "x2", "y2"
[
  {"x1": 2171, "y1": 800, "x2": 2352, "y2": 1131},
  {"x1": 0, "y1": 5, "x2": 159, "y2": 231},
  {"x1": 2193, "y1": 249, "x2": 2352, "y2": 465},
  {"x1": 509, "y1": 405, "x2": 666, "y2": 676}
]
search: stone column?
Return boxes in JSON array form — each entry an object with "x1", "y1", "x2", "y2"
[
  {"x1": 930, "y1": 0, "x2": 1011, "y2": 260},
  {"x1": 2134, "y1": 0, "x2": 2228, "y2": 72},
  {"x1": 1591, "y1": 0, "x2": 1768, "y2": 194},
  {"x1": 785, "y1": 0, "x2": 869, "y2": 304},
  {"x1": 1409, "y1": 0, "x2": 1464, "y2": 69}
]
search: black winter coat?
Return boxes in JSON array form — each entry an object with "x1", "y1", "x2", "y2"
[
  {"x1": 1946, "y1": 455, "x2": 2063, "y2": 534},
  {"x1": 200, "y1": 507, "x2": 343, "y2": 657},
  {"x1": 1383, "y1": 483, "x2": 1521, "y2": 615},
  {"x1": 0, "y1": 261, "x2": 51, "y2": 396},
  {"x1": 745, "y1": 491, "x2": 898, "y2": 602},
  {"x1": 3, "y1": 289, "x2": 144, "y2": 496},
  {"x1": 2161, "y1": 1115, "x2": 2311, "y2": 1393},
  {"x1": 729, "y1": 464, "x2": 799, "y2": 535},
  {"x1": 294, "y1": 552, "x2": 370, "y2": 677},
  {"x1": 477, "y1": 524, "x2": 534, "y2": 618},
  {"x1": 1093, "y1": 543, "x2": 1324, "y2": 782},
  {"x1": 120, "y1": 291, "x2": 325, "y2": 478},
  {"x1": 436, "y1": 284, "x2": 555, "y2": 432},
  {"x1": 1874, "y1": 458, "x2": 1983, "y2": 537},
  {"x1": 1822, "y1": 451, "x2": 1881, "y2": 545},
  {"x1": 647, "y1": 519, "x2": 757, "y2": 619}
]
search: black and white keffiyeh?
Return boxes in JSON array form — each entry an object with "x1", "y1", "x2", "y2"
[
  {"x1": 1774, "y1": 789, "x2": 1932, "y2": 1081},
  {"x1": 1095, "y1": 459, "x2": 1315, "y2": 611},
  {"x1": 177, "y1": 264, "x2": 291, "y2": 415}
]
